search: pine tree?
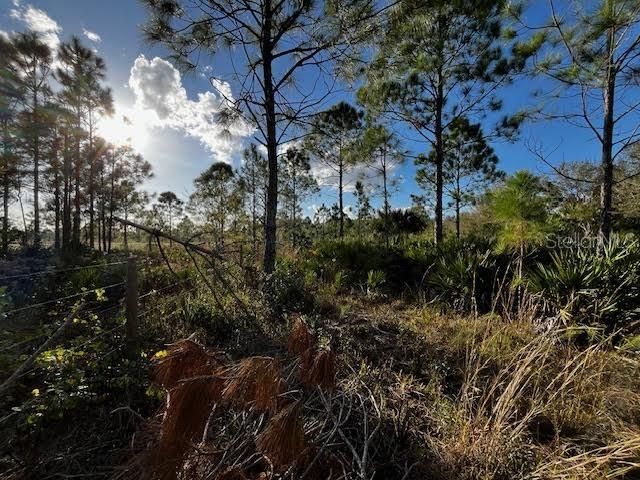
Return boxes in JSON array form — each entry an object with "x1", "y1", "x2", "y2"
[
  {"x1": 360, "y1": 0, "x2": 516, "y2": 244},
  {"x1": 239, "y1": 144, "x2": 268, "y2": 257},
  {"x1": 361, "y1": 124, "x2": 404, "y2": 246},
  {"x1": 0, "y1": 36, "x2": 22, "y2": 255},
  {"x1": 307, "y1": 102, "x2": 363, "y2": 239},
  {"x1": 12, "y1": 32, "x2": 53, "y2": 248},
  {"x1": 416, "y1": 117, "x2": 502, "y2": 239},
  {"x1": 157, "y1": 191, "x2": 183, "y2": 245},
  {"x1": 56, "y1": 36, "x2": 112, "y2": 251},
  {"x1": 510, "y1": 0, "x2": 640, "y2": 246},
  {"x1": 354, "y1": 180, "x2": 372, "y2": 237},
  {"x1": 280, "y1": 146, "x2": 318, "y2": 246},
  {"x1": 141, "y1": 0, "x2": 379, "y2": 273}
]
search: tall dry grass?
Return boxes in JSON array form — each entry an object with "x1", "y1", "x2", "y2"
[{"x1": 425, "y1": 321, "x2": 640, "y2": 479}]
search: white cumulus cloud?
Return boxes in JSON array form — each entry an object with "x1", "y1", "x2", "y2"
[
  {"x1": 10, "y1": 5, "x2": 61, "y2": 52},
  {"x1": 128, "y1": 55, "x2": 253, "y2": 163},
  {"x1": 82, "y1": 28, "x2": 101, "y2": 43}
]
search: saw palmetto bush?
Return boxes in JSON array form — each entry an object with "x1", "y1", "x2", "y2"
[
  {"x1": 428, "y1": 241, "x2": 504, "y2": 314},
  {"x1": 527, "y1": 235, "x2": 640, "y2": 336}
]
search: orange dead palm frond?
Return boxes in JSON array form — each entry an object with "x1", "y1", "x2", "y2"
[
  {"x1": 153, "y1": 338, "x2": 224, "y2": 389},
  {"x1": 155, "y1": 373, "x2": 225, "y2": 480},
  {"x1": 301, "y1": 348, "x2": 337, "y2": 392},
  {"x1": 256, "y1": 401, "x2": 306, "y2": 470},
  {"x1": 221, "y1": 357, "x2": 284, "y2": 412},
  {"x1": 215, "y1": 466, "x2": 249, "y2": 480},
  {"x1": 287, "y1": 317, "x2": 315, "y2": 357}
]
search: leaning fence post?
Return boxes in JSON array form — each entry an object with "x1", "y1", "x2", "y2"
[{"x1": 125, "y1": 255, "x2": 138, "y2": 353}]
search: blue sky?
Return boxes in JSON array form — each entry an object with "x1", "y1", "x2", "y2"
[{"x1": 0, "y1": 0, "x2": 606, "y2": 219}]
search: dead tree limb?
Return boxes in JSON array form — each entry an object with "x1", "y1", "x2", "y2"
[
  {"x1": 113, "y1": 216, "x2": 222, "y2": 259},
  {"x1": 112, "y1": 216, "x2": 251, "y2": 317}
]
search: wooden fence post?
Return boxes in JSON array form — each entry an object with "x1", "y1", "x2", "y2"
[{"x1": 125, "y1": 255, "x2": 138, "y2": 352}]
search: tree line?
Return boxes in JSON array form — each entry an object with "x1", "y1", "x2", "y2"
[
  {"x1": 3, "y1": 0, "x2": 640, "y2": 269},
  {"x1": 0, "y1": 33, "x2": 152, "y2": 254}
]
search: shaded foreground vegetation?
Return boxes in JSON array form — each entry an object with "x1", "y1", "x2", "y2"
[
  {"x1": 3, "y1": 0, "x2": 640, "y2": 478},
  {"x1": 1, "y1": 234, "x2": 639, "y2": 479}
]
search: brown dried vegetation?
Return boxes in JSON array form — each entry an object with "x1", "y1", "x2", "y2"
[
  {"x1": 256, "y1": 401, "x2": 306, "y2": 470},
  {"x1": 215, "y1": 466, "x2": 249, "y2": 480},
  {"x1": 287, "y1": 316, "x2": 315, "y2": 357},
  {"x1": 301, "y1": 348, "x2": 337, "y2": 392},
  {"x1": 153, "y1": 338, "x2": 224, "y2": 389},
  {"x1": 221, "y1": 357, "x2": 284, "y2": 412}
]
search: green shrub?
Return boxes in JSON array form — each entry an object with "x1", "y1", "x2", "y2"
[
  {"x1": 264, "y1": 259, "x2": 314, "y2": 315},
  {"x1": 527, "y1": 235, "x2": 640, "y2": 334},
  {"x1": 306, "y1": 239, "x2": 428, "y2": 292},
  {"x1": 428, "y1": 244, "x2": 499, "y2": 313},
  {"x1": 366, "y1": 269, "x2": 386, "y2": 296}
]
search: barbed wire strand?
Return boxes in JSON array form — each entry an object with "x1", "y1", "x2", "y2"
[
  {"x1": 0, "y1": 255, "x2": 168, "y2": 283},
  {"x1": 0, "y1": 261, "x2": 128, "y2": 282},
  {"x1": 137, "y1": 285, "x2": 199, "y2": 320},
  {"x1": 1, "y1": 282, "x2": 126, "y2": 317},
  {"x1": 138, "y1": 277, "x2": 193, "y2": 300}
]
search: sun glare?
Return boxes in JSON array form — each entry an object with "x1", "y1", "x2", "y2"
[{"x1": 97, "y1": 107, "x2": 151, "y2": 152}]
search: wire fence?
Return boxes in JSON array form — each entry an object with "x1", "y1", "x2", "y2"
[
  {"x1": 1, "y1": 282, "x2": 126, "y2": 317},
  {"x1": 0, "y1": 253, "x2": 197, "y2": 373},
  {"x1": 0, "y1": 261, "x2": 128, "y2": 283}
]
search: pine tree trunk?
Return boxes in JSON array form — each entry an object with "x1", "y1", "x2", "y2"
[
  {"x1": 2, "y1": 117, "x2": 9, "y2": 256},
  {"x1": 62, "y1": 133, "x2": 71, "y2": 251},
  {"x1": 72, "y1": 134, "x2": 81, "y2": 251},
  {"x1": 108, "y1": 160, "x2": 115, "y2": 253},
  {"x1": 123, "y1": 208, "x2": 129, "y2": 252},
  {"x1": 18, "y1": 188, "x2": 27, "y2": 246},
  {"x1": 339, "y1": 152, "x2": 344, "y2": 239},
  {"x1": 252, "y1": 171, "x2": 258, "y2": 258},
  {"x1": 291, "y1": 174, "x2": 297, "y2": 247},
  {"x1": 262, "y1": 2, "x2": 278, "y2": 274},
  {"x1": 88, "y1": 115, "x2": 95, "y2": 249},
  {"x1": 2, "y1": 169, "x2": 8, "y2": 256},
  {"x1": 434, "y1": 73, "x2": 444, "y2": 245},
  {"x1": 455, "y1": 169, "x2": 461, "y2": 240},
  {"x1": 455, "y1": 198, "x2": 461, "y2": 240},
  {"x1": 382, "y1": 147, "x2": 389, "y2": 249},
  {"x1": 33, "y1": 90, "x2": 40, "y2": 249},
  {"x1": 598, "y1": 26, "x2": 616, "y2": 249},
  {"x1": 168, "y1": 206, "x2": 173, "y2": 246},
  {"x1": 53, "y1": 148, "x2": 61, "y2": 251}
]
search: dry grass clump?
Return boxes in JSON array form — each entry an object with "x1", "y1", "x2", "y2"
[
  {"x1": 288, "y1": 316, "x2": 315, "y2": 357},
  {"x1": 221, "y1": 356, "x2": 284, "y2": 412},
  {"x1": 155, "y1": 375, "x2": 225, "y2": 480},
  {"x1": 533, "y1": 428, "x2": 640, "y2": 479},
  {"x1": 421, "y1": 324, "x2": 640, "y2": 479},
  {"x1": 295, "y1": 445, "x2": 343, "y2": 480},
  {"x1": 256, "y1": 401, "x2": 306, "y2": 470},
  {"x1": 153, "y1": 338, "x2": 223, "y2": 389},
  {"x1": 301, "y1": 347, "x2": 337, "y2": 392}
]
